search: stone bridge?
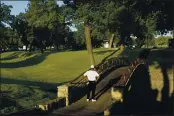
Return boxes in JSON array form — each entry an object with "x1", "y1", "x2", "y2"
[{"x1": 51, "y1": 55, "x2": 147, "y2": 115}]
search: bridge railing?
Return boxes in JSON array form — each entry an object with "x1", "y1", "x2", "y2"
[
  {"x1": 114, "y1": 57, "x2": 147, "y2": 87},
  {"x1": 67, "y1": 57, "x2": 129, "y2": 87}
]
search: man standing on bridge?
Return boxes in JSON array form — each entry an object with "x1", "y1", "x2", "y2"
[{"x1": 84, "y1": 65, "x2": 99, "y2": 102}]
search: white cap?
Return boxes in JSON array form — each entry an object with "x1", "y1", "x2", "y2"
[{"x1": 90, "y1": 65, "x2": 94, "y2": 68}]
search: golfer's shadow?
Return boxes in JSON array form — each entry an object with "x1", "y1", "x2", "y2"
[{"x1": 94, "y1": 76, "x2": 121, "y2": 100}]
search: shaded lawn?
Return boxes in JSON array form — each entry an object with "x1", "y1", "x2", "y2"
[
  {"x1": 123, "y1": 48, "x2": 174, "y2": 100},
  {"x1": 109, "y1": 64, "x2": 173, "y2": 115},
  {"x1": 0, "y1": 84, "x2": 56, "y2": 115}
]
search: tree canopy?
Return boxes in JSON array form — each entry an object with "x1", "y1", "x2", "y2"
[{"x1": 0, "y1": 0, "x2": 173, "y2": 52}]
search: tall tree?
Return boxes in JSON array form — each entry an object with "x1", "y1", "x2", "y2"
[{"x1": 26, "y1": 0, "x2": 65, "y2": 53}]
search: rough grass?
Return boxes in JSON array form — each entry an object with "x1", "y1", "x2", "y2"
[{"x1": 0, "y1": 48, "x2": 121, "y2": 114}]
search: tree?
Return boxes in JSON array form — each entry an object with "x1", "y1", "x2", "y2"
[
  {"x1": 0, "y1": 2, "x2": 15, "y2": 50},
  {"x1": 26, "y1": 0, "x2": 65, "y2": 53},
  {"x1": 68, "y1": 1, "x2": 98, "y2": 65},
  {"x1": 10, "y1": 13, "x2": 30, "y2": 51},
  {"x1": 0, "y1": 2, "x2": 13, "y2": 26}
]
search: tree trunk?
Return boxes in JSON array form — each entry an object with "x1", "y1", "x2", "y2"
[
  {"x1": 39, "y1": 42, "x2": 44, "y2": 54},
  {"x1": 25, "y1": 44, "x2": 28, "y2": 52},
  {"x1": 40, "y1": 48, "x2": 44, "y2": 54},
  {"x1": 85, "y1": 25, "x2": 95, "y2": 66},
  {"x1": 33, "y1": 46, "x2": 35, "y2": 51},
  {"x1": 49, "y1": 30, "x2": 53, "y2": 41},
  {"x1": 29, "y1": 44, "x2": 32, "y2": 52},
  {"x1": 109, "y1": 33, "x2": 115, "y2": 48},
  {"x1": 56, "y1": 45, "x2": 59, "y2": 50}
]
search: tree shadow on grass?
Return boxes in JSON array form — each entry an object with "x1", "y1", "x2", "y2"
[
  {"x1": 0, "y1": 49, "x2": 120, "y2": 69},
  {"x1": 109, "y1": 48, "x2": 174, "y2": 115},
  {"x1": 0, "y1": 51, "x2": 58, "y2": 68},
  {"x1": 0, "y1": 93, "x2": 17, "y2": 108},
  {"x1": 1, "y1": 77, "x2": 67, "y2": 91},
  {"x1": 122, "y1": 64, "x2": 160, "y2": 115},
  {"x1": 148, "y1": 48, "x2": 174, "y2": 115},
  {"x1": 0, "y1": 52, "x2": 21, "y2": 60},
  {"x1": 0, "y1": 77, "x2": 69, "y2": 115},
  {"x1": 95, "y1": 49, "x2": 120, "y2": 64},
  {"x1": 107, "y1": 64, "x2": 167, "y2": 115},
  {"x1": 68, "y1": 49, "x2": 121, "y2": 84},
  {"x1": 93, "y1": 49, "x2": 119, "y2": 55},
  {"x1": 0, "y1": 96, "x2": 23, "y2": 115}
]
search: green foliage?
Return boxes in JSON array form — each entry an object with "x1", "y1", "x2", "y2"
[
  {"x1": 70, "y1": 0, "x2": 172, "y2": 47},
  {"x1": 154, "y1": 36, "x2": 172, "y2": 47},
  {"x1": 26, "y1": 0, "x2": 63, "y2": 29},
  {"x1": 73, "y1": 24, "x2": 85, "y2": 49},
  {"x1": 142, "y1": 36, "x2": 172, "y2": 48},
  {"x1": 1, "y1": 0, "x2": 173, "y2": 51},
  {"x1": 0, "y1": 2, "x2": 13, "y2": 25},
  {"x1": 0, "y1": 27, "x2": 19, "y2": 49},
  {"x1": 0, "y1": 84, "x2": 55, "y2": 115},
  {"x1": 24, "y1": 0, "x2": 76, "y2": 52},
  {"x1": 143, "y1": 38, "x2": 155, "y2": 48}
]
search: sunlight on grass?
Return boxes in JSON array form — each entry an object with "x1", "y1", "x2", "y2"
[{"x1": 0, "y1": 48, "x2": 120, "y2": 83}]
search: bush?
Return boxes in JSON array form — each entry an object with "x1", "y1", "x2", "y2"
[
  {"x1": 154, "y1": 36, "x2": 172, "y2": 48},
  {"x1": 142, "y1": 39, "x2": 155, "y2": 48}
]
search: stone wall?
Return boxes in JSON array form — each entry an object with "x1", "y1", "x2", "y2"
[
  {"x1": 38, "y1": 98, "x2": 65, "y2": 111},
  {"x1": 57, "y1": 85, "x2": 69, "y2": 106}
]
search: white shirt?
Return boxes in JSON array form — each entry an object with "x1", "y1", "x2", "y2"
[{"x1": 84, "y1": 70, "x2": 99, "y2": 81}]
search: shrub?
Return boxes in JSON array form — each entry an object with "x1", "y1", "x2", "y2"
[{"x1": 154, "y1": 36, "x2": 172, "y2": 48}]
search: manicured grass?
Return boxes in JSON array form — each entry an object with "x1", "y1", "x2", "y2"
[
  {"x1": 1, "y1": 48, "x2": 173, "y2": 114},
  {"x1": 0, "y1": 48, "x2": 121, "y2": 114},
  {"x1": 1, "y1": 48, "x2": 120, "y2": 83}
]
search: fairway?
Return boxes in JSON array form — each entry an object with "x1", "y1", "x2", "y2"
[{"x1": 1, "y1": 48, "x2": 121, "y2": 83}]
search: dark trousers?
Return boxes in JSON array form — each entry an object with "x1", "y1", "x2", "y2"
[{"x1": 87, "y1": 81, "x2": 96, "y2": 99}]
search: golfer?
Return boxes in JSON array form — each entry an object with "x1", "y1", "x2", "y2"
[{"x1": 84, "y1": 65, "x2": 99, "y2": 102}]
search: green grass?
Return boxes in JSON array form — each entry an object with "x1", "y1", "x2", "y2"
[
  {"x1": 2, "y1": 47, "x2": 173, "y2": 114},
  {"x1": 0, "y1": 48, "x2": 121, "y2": 114},
  {"x1": 1, "y1": 48, "x2": 120, "y2": 83}
]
